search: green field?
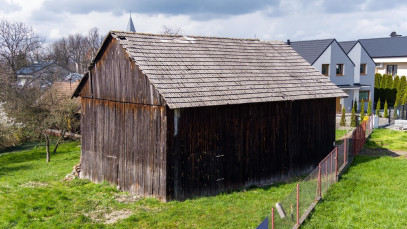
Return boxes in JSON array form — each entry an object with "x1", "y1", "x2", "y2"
[
  {"x1": 302, "y1": 128, "x2": 407, "y2": 228},
  {"x1": 1, "y1": 128, "x2": 406, "y2": 228},
  {"x1": 0, "y1": 140, "x2": 295, "y2": 228}
]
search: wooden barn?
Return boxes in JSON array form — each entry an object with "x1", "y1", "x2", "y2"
[{"x1": 72, "y1": 31, "x2": 346, "y2": 201}]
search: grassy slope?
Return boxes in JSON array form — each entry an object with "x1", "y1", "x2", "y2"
[
  {"x1": 0, "y1": 141, "x2": 296, "y2": 228},
  {"x1": 302, "y1": 128, "x2": 407, "y2": 228}
]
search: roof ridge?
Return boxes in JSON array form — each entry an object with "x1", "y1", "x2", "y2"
[{"x1": 111, "y1": 30, "x2": 260, "y2": 41}]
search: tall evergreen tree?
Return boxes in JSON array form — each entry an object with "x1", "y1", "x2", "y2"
[
  {"x1": 351, "y1": 102, "x2": 357, "y2": 127},
  {"x1": 367, "y1": 100, "x2": 372, "y2": 116},
  {"x1": 374, "y1": 73, "x2": 382, "y2": 88},
  {"x1": 360, "y1": 99, "x2": 365, "y2": 120},
  {"x1": 384, "y1": 100, "x2": 389, "y2": 118},
  {"x1": 380, "y1": 74, "x2": 387, "y2": 88},
  {"x1": 340, "y1": 106, "x2": 346, "y2": 126},
  {"x1": 376, "y1": 99, "x2": 381, "y2": 117},
  {"x1": 393, "y1": 75, "x2": 400, "y2": 89},
  {"x1": 386, "y1": 74, "x2": 393, "y2": 89}
]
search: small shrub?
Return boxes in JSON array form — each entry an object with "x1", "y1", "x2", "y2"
[
  {"x1": 376, "y1": 99, "x2": 381, "y2": 117},
  {"x1": 384, "y1": 100, "x2": 389, "y2": 118}
]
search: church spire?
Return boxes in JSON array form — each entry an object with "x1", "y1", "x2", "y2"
[{"x1": 127, "y1": 12, "x2": 136, "y2": 32}]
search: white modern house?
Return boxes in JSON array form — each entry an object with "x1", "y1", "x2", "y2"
[
  {"x1": 289, "y1": 39, "x2": 368, "y2": 113},
  {"x1": 339, "y1": 41, "x2": 375, "y2": 112},
  {"x1": 359, "y1": 33, "x2": 407, "y2": 77}
]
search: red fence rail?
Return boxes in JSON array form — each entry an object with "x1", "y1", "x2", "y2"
[{"x1": 258, "y1": 116, "x2": 373, "y2": 229}]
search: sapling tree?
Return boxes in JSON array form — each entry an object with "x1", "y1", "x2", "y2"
[
  {"x1": 367, "y1": 100, "x2": 372, "y2": 116},
  {"x1": 383, "y1": 100, "x2": 389, "y2": 118},
  {"x1": 351, "y1": 102, "x2": 357, "y2": 127},
  {"x1": 376, "y1": 99, "x2": 381, "y2": 117},
  {"x1": 360, "y1": 99, "x2": 365, "y2": 120}
]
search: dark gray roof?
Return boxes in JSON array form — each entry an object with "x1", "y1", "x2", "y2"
[
  {"x1": 359, "y1": 36, "x2": 407, "y2": 58},
  {"x1": 289, "y1": 39, "x2": 334, "y2": 64},
  {"x1": 82, "y1": 31, "x2": 346, "y2": 109},
  {"x1": 17, "y1": 62, "x2": 53, "y2": 75},
  {"x1": 338, "y1": 41, "x2": 358, "y2": 54}
]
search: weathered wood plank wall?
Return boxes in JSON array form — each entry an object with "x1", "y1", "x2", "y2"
[
  {"x1": 79, "y1": 37, "x2": 168, "y2": 200},
  {"x1": 166, "y1": 98, "x2": 335, "y2": 200},
  {"x1": 80, "y1": 98, "x2": 167, "y2": 200}
]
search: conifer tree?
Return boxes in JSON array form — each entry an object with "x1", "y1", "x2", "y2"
[
  {"x1": 376, "y1": 99, "x2": 381, "y2": 117},
  {"x1": 393, "y1": 75, "x2": 400, "y2": 89},
  {"x1": 340, "y1": 106, "x2": 346, "y2": 126},
  {"x1": 386, "y1": 74, "x2": 393, "y2": 89},
  {"x1": 384, "y1": 100, "x2": 389, "y2": 118},
  {"x1": 374, "y1": 73, "x2": 382, "y2": 88},
  {"x1": 351, "y1": 102, "x2": 357, "y2": 127},
  {"x1": 360, "y1": 99, "x2": 365, "y2": 120},
  {"x1": 367, "y1": 100, "x2": 372, "y2": 116},
  {"x1": 380, "y1": 74, "x2": 387, "y2": 88}
]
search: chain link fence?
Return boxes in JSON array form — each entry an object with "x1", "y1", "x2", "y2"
[{"x1": 257, "y1": 116, "x2": 373, "y2": 229}]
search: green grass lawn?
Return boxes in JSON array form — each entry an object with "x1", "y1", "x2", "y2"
[
  {"x1": 0, "y1": 140, "x2": 296, "y2": 228},
  {"x1": 302, "y1": 128, "x2": 407, "y2": 228},
  {"x1": 364, "y1": 128, "x2": 407, "y2": 151},
  {"x1": 335, "y1": 129, "x2": 349, "y2": 141}
]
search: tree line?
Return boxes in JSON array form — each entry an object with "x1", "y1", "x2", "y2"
[
  {"x1": 0, "y1": 19, "x2": 103, "y2": 161},
  {"x1": 374, "y1": 73, "x2": 407, "y2": 107}
]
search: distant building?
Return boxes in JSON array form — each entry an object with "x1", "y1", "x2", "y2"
[
  {"x1": 359, "y1": 32, "x2": 407, "y2": 76},
  {"x1": 127, "y1": 13, "x2": 136, "y2": 32},
  {"x1": 17, "y1": 62, "x2": 72, "y2": 88}
]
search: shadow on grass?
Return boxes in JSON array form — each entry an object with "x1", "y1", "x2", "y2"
[
  {"x1": 0, "y1": 164, "x2": 33, "y2": 177},
  {"x1": 0, "y1": 141, "x2": 40, "y2": 154}
]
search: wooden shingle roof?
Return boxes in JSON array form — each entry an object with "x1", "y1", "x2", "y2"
[{"x1": 87, "y1": 31, "x2": 346, "y2": 109}]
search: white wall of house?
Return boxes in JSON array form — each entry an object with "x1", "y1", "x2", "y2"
[
  {"x1": 313, "y1": 45, "x2": 331, "y2": 74},
  {"x1": 329, "y1": 42, "x2": 355, "y2": 87},
  {"x1": 348, "y1": 42, "x2": 375, "y2": 112},
  {"x1": 374, "y1": 57, "x2": 407, "y2": 76}
]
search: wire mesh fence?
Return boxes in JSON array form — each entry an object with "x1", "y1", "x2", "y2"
[{"x1": 258, "y1": 116, "x2": 373, "y2": 229}]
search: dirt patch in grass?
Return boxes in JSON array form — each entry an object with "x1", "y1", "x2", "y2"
[
  {"x1": 359, "y1": 147, "x2": 407, "y2": 158},
  {"x1": 20, "y1": 181, "x2": 48, "y2": 188},
  {"x1": 114, "y1": 193, "x2": 142, "y2": 204},
  {"x1": 85, "y1": 208, "x2": 133, "y2": 224}
]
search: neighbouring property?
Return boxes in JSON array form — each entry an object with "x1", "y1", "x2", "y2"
[
  {"x1": 73, "y1": 31, "x2": 345, "y2": 201},
  {"x1": 17, "y1": 62, "x2": 75, "y2": 88},
  {"x1": 289, "y1": 39, "x2": 375, "y2": 113},
  {"x1": 359, "y1": 32, "x2": 407, "y2": 76}
]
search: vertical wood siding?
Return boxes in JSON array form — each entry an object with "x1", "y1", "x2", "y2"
[
  {"x1": 167, "y1": 98, "x2": 335, "y2": 200},
  {"x1": 80, "y1": 98, "x2": 167, "y2": 200}
]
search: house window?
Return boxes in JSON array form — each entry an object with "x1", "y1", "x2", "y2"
[
  {"x1": 360, "y1": 64, "x2": 366, "y2": 75},
  {"x1": 336, "y1": 64, "x2": 344, "y2": 76},
  {"x1": 321, "y1": 64, "x2": 329, "y2": 76},
  {"x1": 386, "y1": 65, "x2": 397, "y2": 76},
  {"x1": 359, "y1": 90, "x2": 370, "y2": 101}
]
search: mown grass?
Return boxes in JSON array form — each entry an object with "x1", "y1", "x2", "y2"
[
  {"x1": 335, "y1": 129, "x2": 349, "y2": 141},
  {"x1": 0, "y1": 140, "x2": 296, "y2": 228},
  {"x1": 364, "y1": 128, "x2": 407, "y2": 151},
  {"x1": 302, "y1": 128, "x2": 407, "y2": 228}
]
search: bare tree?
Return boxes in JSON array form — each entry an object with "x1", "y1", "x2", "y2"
[
  {"x1": 160, "y1": 25, "x2": 182, "y2": 35},
  {"x1": 47, "y1": 28, "x2": 103, "y2": 74},
  {"x1": 0, "y1": 19, "x2": 44, "y2": 80}
]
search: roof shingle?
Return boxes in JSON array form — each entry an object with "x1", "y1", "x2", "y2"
[{"x1": 89, "y1": 31, "x2": 346, "y2": 109}]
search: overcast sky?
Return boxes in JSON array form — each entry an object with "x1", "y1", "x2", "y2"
[{"x1": 1, "y1": 0, "x2": 407, "y2": 42}]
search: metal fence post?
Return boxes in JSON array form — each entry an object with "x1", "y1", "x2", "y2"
[
  {"x1": 335, "y1": 147, "x2": 338, "y2": 181},
  {"x1": 271, "y1": 207, "x2": 275, "y2": 229},
  {"x1": 344, "y1": 138, "x2": 347, "y2": 166},
  {"x1": 317, "y1": 163, "x2": 321, "y2": 199},
  {"x1": 296, "y1": 183, "x2": 300, "y2": 226}
]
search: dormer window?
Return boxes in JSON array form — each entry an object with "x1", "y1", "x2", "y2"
[
  {"x1": 322, "y1": 64, "x2": 329, "y2": 76},
  {"x1": 336, "y1": 64, "x2": 344, "y2": 76}
]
